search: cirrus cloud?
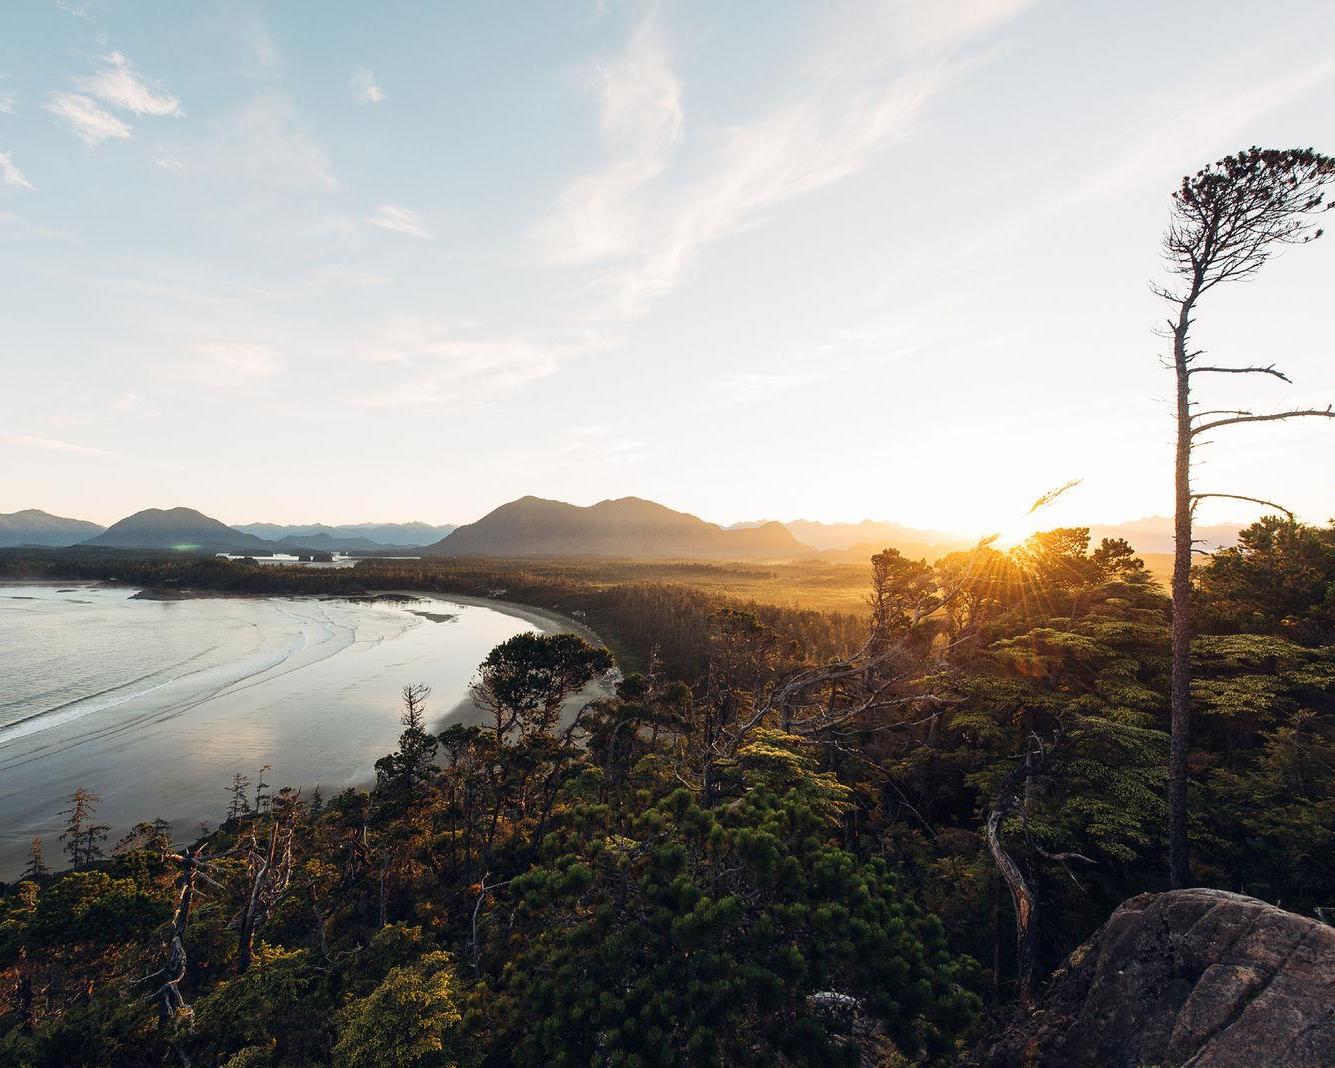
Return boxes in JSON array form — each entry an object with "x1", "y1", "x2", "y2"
[
  {"x1": 0, "y1": 150, "x2": 34, "y2": 191},
  {"x1": 76, "y1": 51, "x2": 183, "y2": 116},
  {"x1": 366, "y1": 203, "x2": 430, "y2": 238},
  {"x1": 0, "y1": 432, "x2": 118, "y2": 457},
  {"x1": 44, "y1": 91, "x2": 131, "y2": 147}
]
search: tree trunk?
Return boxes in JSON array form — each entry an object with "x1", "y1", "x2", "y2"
[
  {"x1": 986, "y1": 788, "x2": 1037, "y2": 1013},
  {"x1": 1169, "y1": 293, "x2": 1197, "y2": 889},
  {"x1": 16, "y1": 949, "x2": 33, "y2": 1035}
]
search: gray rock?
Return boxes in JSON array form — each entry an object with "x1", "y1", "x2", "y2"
[{"x1": 969, "y1": 888, "x2": 1335, "y2": 1067}]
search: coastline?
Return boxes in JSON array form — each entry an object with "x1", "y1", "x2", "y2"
[
  {"x1": 0, "y1": 583, "x2": 617, "y2": 877},
  {"x1": 369, "y1": 591, "x2": 618, "y2": 732},
  {"x1": 9, "y1": 577, "x2": 617, "y2": 728}
]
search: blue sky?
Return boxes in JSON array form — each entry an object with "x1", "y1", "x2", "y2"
[{"x1": 2, "y1": 1, "x2": 1334, "y2": 533}]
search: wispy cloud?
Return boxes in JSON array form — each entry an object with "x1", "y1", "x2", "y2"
[
  {"x1": 714, "y1": 368, "x2": 829, "y2": 403},
  {"x1": 0, "y1": 150, "x2": 34, "y2": 191},
  {"x1": 351, "y1": 68, "x2": 385, "y2": 104},
  {"x1": 45, "y1": 91, "x2": 131, "y2": 146},
  {"x1": 189, "y1": 342, "x2": 286, "y2": 377},
  {"x1": 76, "y1": 51, "x2": 183, "y2": 116},
  {"x1": 214, "y1": 94, "x2": 337, "y2": 191},
  {"x1": 0, "y1": 89, "x2": 16, "y2": 114},
  {"x1": 351, "y1": 315, "x2": 585, "y2": 408},
  {"x1": 0, "y1": 209, "x2": 75, "y2": 240},
  {"x1": 153, "y1": 145, "x2": 187, "y2": 174},
  {"x1": 0, "y1": 432, "x2": 117, "y2": 457},
  {"x1": 1058, "y1": 57, "x2": 1335, "y2": 209},
  {"x1": 933, "y1": 49, "x2": 1335, "y2": 277},
  {"x1": 537, "y1": 1, "x2": 1038, "y2": 317},
  {"x1": 531, "y1": 19, "x2": 682, "y2": 264},
  {"x1": 366, "y1": 203, "x2": 429, "y2": 238},
  {"x1": 54, "y1": 0, "x2": 100, "y2": 19},
  {"x1": 711, "y1": 325, "x2": 917, "y2": 405}
]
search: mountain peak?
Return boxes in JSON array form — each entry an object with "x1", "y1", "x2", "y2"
[
  {"x1": 427, "y1": 495, "x2": 811, "y2": 560},
  {"x1": 0, "y1": 509, "x2": 107, "y2": 548},
  {"x1": 82, "y1": 506, "x2": 268, "y2": 551}
]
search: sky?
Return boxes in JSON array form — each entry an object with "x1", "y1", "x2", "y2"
[{"x1": 2, "y1": 1, "x2": 1334, "y2": 535}]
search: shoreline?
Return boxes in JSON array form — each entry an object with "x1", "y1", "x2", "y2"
[
  {"x1": 7, "y1": 577, "x2": 616, "y2": 730},
  {"x1": 1, "y1": 582, "x2": 617, "y2": 872}
]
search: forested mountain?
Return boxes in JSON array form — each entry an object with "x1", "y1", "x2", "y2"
[
  {"x1": 236, "y1": 522, "x2": 456, "y2": 547},
  {"x1": 425, "y1": 495, "x2": 815, "y2": 559},
  {"x1": 0, "y1": 509, "x2": 104, "y2": 548},
  {"x1": 81, "y1": 507, "x2": 269, "y2": 552}
]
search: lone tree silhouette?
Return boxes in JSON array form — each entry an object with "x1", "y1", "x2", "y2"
[{"x1": 1155, "y1": 147, "x2": 1335, "y2": 888}]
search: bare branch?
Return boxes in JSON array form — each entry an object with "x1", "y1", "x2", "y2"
[
  {"x1": 1191, "y1": 407, "x2": 1335, "y2": 436},
  {"x1": 1191, "y1": 410, "x2": 1254, "y2": 421},
  {"x1": 1189, "y1": 492, "x2": 1295, "y2": 519},
  {"x1": 1188, "y1": 364, "x2": 1293, "y2": 382}
]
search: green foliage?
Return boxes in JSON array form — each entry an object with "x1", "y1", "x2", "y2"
[
  {"x1": 26, "y1": 994, "x2": 163, "y2": 1067},
  {"x1": 27, "y1": 871, "x2": 169, "y2": 948},
  {"x1": 1205, "y1": 709, "x2": 1335, "y2": 904},
  {"x1": 473, "y1": 632, "x2": 614, "y2": 738},
  {"x1": 482, "y1": 742, "x2": 978, "y2": 1066},
  {"x1": 191, "y1": 946, "x2": 330, "y2": 1066},
  {"x1": 332, "y1": 951, "x2": 466, "y2": 1067},
  {"x1": 1197, "y1": 516, "x2": 1335, "y2": 642}
]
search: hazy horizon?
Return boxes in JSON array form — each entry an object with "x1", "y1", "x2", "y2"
[
  {"x1": 2, "y1": 494, "x2": 1269, "y2": 546},
  {"x1": 4, "y1": 1, "x2": 1334, "y2": 538}
]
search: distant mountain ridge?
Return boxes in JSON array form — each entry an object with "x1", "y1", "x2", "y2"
[
  {"x1": 731, "y1": 518, "x2": 973, "y2": 561},
  {"x1": 424, "y1": 496, "x2": 814, "y2": 560},
  {"x1": 236, "y1": 521, "x2": 455, "y2": 548},
  {"x1": 737, "y1": 515, "x2": 1245, "y2": 559},
  {"x1": 1088, "y1": 516, "x2": 1241, "y2": 555},
  {"x1": 0, "y1": 509, "x2": 106, "y2": 548},
  {"x1": 786, "y1": 519, "x2": 968, "y2": 553},
  {"x1": 0, "y1": 502, "x2": 1253, "y2": 560},
  {"x1": 82, "y1": 507, "x2": 270, "y2": 552}
]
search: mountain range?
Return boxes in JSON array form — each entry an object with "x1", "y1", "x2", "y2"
[
  {"x1": 235, "y1": 522, "x2": 456, "y2": 547},
  {"x1": 423, "y1": 496, "x2": 811, "y2": 559},
  {"x1": 0, "y1": 500, "x2": 1250, "y2": 559}
]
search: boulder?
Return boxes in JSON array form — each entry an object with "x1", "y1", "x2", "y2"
[{"x1": 970, "y1": 888, "x2": 1335, "y2": 1067}]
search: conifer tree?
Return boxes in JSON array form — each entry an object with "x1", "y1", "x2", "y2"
[
  {"x1": 21, "y1": 837, "x2": 49, "y2": 882},
  {"x1": 1155, "y1": 147, "x2": 1335, "y2": 886},
  {"x1": 58, "y1": 786, "x2": 109, "y2": 868},
  {"x1": 226, "y1": 771, "x2": 252, "y2": 823}
]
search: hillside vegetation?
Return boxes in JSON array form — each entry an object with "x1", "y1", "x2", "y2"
[{"x1": 1, "y1": 517, "x2": 1332, "y2": 1065}]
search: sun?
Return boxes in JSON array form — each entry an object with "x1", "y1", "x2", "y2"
[{"x1": 992, "y1": 515, "x2": 1040, "y2": 549}]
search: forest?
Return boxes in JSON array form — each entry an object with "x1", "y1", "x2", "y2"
[{"x1": 2, "y1": 515, "x2": 1333, "y2": 1065}]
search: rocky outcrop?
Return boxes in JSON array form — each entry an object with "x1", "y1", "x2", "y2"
[{"x1": 970, "y1": 888, "x2": 1335, "y2": 1067}]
